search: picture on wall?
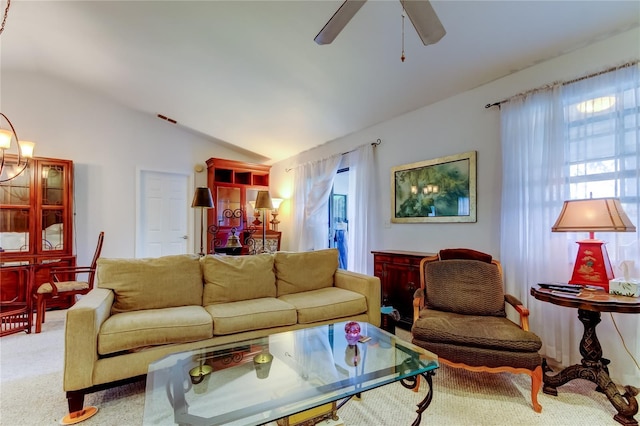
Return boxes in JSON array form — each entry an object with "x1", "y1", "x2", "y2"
[{"x1": 391, "y1": 151, "x2": 477, "y2": 223}]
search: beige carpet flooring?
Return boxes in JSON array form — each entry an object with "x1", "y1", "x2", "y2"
[{"x1": 0, "y1": 310, "x2": 625, "y2": 425}]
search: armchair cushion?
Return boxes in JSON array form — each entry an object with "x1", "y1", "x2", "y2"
[
  {"x1": 425, "y1": 259, "x2": 506, "y2": 317},
  {"x1": 412, "y1": 309, "x2": 542, "y2": 352},
  {"x1": 275, "y1": 248, "x2": 338, "y2": 296},
  {"x1": 37, "y1": 281, "x2": 89, "y2": 294},
  {"x1": 411, "y1": 339, "x2": 542, "y2": 370},
  {"x1": 97, "y1": 254, "x2": 203, "y2": 314},
  {"x1": 201, "y1": 254, "x2": 276, "y2": 305}
]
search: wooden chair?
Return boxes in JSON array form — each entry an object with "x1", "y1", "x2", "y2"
[
  {"x1": 411, "y1": 248, "x2": 543, "y2": 412},
  {"x1": 32, "y1": 232, "x2": 104, "y2": 333}
]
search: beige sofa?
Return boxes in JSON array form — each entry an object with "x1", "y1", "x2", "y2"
[{"x1": 63, "y1": 248, "x2": 381, "y2": 416}]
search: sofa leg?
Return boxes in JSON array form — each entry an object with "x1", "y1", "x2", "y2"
[{"x1": 62, "y1": 391, "x2": 98, "y2": 425}]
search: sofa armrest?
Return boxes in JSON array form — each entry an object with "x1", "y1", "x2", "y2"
[
  {"x1": 64, "y1": 288, "x2": 114, "y2": 392},
  {"x1": 334, "y1": 270, "x2": 381, "y2": 327}
]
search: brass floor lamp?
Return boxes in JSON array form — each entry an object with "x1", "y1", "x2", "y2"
[
  {"x1": 192, "y1": 187, "x2": 214, "y2": 256},
  {"x1": 254, "y1": 191, "x2": 273, "y2": 253}
]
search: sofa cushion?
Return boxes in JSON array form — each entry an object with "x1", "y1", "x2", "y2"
[
  {"x1": 205, "y1": 298, "x2": 297, "y2": 336},
  {"x1": 97, "y1": 254, "x2": 203, "y2": 314},
  {"x1": 278, "y1": 287, "x2": 368, "y2": 324},
  {"x1": 98, "y1": 306, "x2": 213, "y2": 355},
  {"x1": 275, "y1": 249, "x2": 339, "y2": 297},
  {"x1": 201, "y1": 254, "x2": 276, "y2": 305}
]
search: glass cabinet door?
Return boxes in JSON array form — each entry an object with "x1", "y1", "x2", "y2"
[
  {"x1": 0, "y1": 162, "x2": 32, "y2": 253},
  {"x1": 39, "y1": 162, "x2": 67, "y2": 253},
  {"x1": 216, "y1": 186, "x2": 242, "y2": 228}
]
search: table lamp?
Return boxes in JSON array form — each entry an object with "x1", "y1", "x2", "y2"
[
  {"x1": 551, "y1": 197, "x2": 636, "y2": 290},
  {"x1": 270, "y1": 198, "x2": 284, "y2": 231}
]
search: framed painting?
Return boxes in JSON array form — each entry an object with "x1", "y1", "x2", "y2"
[{"x1": 391, "y1": 151, "x2": 477, "y2": 223}]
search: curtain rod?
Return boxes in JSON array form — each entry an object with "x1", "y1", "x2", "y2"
[
  {"x1": 484, "y1": 60, "x2": 639, "y2": 109},
  {"x1": 285, "y1": 139, "x2": 381, "y2": 172}
]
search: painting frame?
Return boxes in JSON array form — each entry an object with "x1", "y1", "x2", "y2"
[{"x1": 391, "y1": 151, "x2": 477, "y2": 223}]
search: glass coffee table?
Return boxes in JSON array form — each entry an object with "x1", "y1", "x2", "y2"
[{"x1": 143, "y1": 321, "x2": 439, "y2": 426}]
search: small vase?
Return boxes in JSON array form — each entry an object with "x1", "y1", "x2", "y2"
[{"x1": 344, "y1": 321, "x2": 361, "y2": 345}]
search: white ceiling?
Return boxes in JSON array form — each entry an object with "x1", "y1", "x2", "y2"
[{"x1": 2, "y1": 1, "x2": 639, "y2": 163}]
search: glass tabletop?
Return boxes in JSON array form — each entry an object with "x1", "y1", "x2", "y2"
[{"x1": 143, "y1": 321, "x2": 439, "y2": 426}]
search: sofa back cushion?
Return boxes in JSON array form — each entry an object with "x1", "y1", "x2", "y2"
[
  {"x1": 201, "y1": 254, "x2": 276, "y2": 305},
  {"x1": 97, "y1": 254, "x2": 203, "y2": 314},
  {"x1": 275, "y1": 248, "x2": 338, "y2": 297}
]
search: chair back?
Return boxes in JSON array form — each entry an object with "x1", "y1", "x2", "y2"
[
  {"x1": 87, "y1": 232, "x2": 105, "y2": 287},
  {"x1": 420, "y1": 249, "x2": 506, "y2": 317}
]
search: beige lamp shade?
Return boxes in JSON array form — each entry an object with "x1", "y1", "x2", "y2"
[
  {"x1": 19, "y1": 141, "x2": 36, "y2": 158},
  {"x1": 0, "y1": 128, "x2": 12, "y2": 149},
  {"x1": 271, "y1": 198, "x2": 284, "y2": 210},
  {"x1": 552, "y1": 197, "x2": 636, "y2": 234},
  {"x1": 191, "y1": 187, "x2": 214, "y2": 208},
  {"x1": 254, "y1": 191, "x2": 273, "y2": 210}
]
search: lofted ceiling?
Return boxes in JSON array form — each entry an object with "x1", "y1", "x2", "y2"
[{"x1": 1, "y1": 1, "x2": 639, "y2": 163}]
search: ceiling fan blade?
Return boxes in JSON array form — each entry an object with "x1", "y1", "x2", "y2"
[
  {"x1": 402, "y1": 0, "x2": 446, "y2": 46},
  {"x1": 314, "y1": 0, "x2": 367, "y2": 45}
]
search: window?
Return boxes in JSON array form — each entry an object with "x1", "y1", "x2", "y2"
[
  {"x1": 564, "y1": 70, "x2": 639, "y2": 259},
  {"x1": 328, "y1": 168, "x2": 349, "y2": 269}
]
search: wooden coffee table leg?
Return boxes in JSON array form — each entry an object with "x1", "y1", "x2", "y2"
[{"x1": 542, "y1": 309, "x2": 639, "y2": 426}]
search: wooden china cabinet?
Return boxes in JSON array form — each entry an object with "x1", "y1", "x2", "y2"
[
  {"x1": 372, "y1": 250, "x2": 435, "y2": 330},
  {"x1": 0, "y1": 156, "x2": 75, "y2": 335},
  {"x1": 206, "y1": 158, "x2": 271, "y2": 253}
]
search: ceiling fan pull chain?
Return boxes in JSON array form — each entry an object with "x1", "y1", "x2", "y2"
[{"x1": 401, "y1": 1, "x2": 406, "y2": 62}]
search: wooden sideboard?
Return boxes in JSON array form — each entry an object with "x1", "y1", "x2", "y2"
[{"x1": 372, "y1": 250, "x2": 435, "y2": 330}]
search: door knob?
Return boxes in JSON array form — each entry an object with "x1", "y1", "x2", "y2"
[{"x1": 182, "y1": 235, "x2": 188, "y2": 239}]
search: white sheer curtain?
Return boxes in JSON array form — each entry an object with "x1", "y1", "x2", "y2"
[
  {"x1": 500, "y1": 64, "x2": 640, "y2": 386},
  {"x1": 346, "y1": 143, "x2": 378, "y2": 274},
  {"x1": 291, "y1": 155, "x2": 341, "y2": 251}
]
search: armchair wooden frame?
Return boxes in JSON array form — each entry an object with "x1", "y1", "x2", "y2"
[
  {"x1": 32, "y1": 232, "x2": 104, "y2": 333},
  {"x1": 412, "y1": 253, "x2": 543, "y2": 413}
]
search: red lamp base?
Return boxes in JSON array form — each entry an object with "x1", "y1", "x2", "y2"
[{"x1": 568, "y1": 239, "x2": 614, "y2": 291}]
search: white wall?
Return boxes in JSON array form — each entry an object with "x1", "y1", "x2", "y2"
[
  {"x1": 271, "y1": 27, "x2": 640, "y2": 386},
  {"x1": 1, "y1": 71, "x2": 260, "y2": 265},
  {"x1": 271, "y1": 28, "x2": 640, "y2": 259}
]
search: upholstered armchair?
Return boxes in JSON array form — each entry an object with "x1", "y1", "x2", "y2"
[{"x1": 411, "y1": 248, "x2": 543, "y2": 412}]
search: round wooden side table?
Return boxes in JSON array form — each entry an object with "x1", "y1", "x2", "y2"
[{"x1": 530, "y1": 286, "x2": 639, "y2": 426}]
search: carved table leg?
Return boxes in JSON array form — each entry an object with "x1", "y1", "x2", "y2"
[
  {"x1": 542, "y1": 309, "x2": 638, "y2": 426},
  {"x1": 401, "y1": 370, "x2": 435, "y2": 426}
]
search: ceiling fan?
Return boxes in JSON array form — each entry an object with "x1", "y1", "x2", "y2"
[{"x1": 314, "y1": 0, "x2": 446, "y2": 46}]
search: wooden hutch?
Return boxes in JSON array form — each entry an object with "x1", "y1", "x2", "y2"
[
  {"x1": 206, "y1": 158, "x2": 271, "y2": 253},
  {"x1": 0, "y1": 156, "x2": 75, "y2": 335}
]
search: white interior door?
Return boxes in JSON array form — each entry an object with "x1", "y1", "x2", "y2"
[{"x1": 138, "y1": 170, "x2": 191, "y2": 258}]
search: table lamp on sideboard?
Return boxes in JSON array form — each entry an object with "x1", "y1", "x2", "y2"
[{"x1": 552, "y1": 197, "x2": 636, "y2": 291}]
